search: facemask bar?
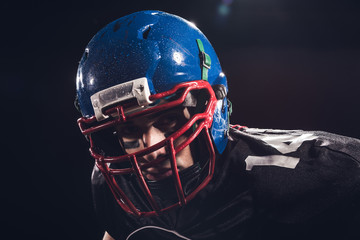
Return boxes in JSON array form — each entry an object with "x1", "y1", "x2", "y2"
[{"x1": 78, "y1": 80, "x2": 217, "y2": 216}]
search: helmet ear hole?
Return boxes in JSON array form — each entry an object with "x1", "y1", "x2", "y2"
[{"x1": 212, "y1": 84, "x2": 227, "y2": 100}]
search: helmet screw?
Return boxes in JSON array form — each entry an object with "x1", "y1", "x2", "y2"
[{"x1": 92, "y1": 100, "x2": 99, "y2": 108}]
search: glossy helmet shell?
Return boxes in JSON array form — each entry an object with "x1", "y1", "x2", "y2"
[{"x1": 76, "y1": 10, "x2": 229, "y2": 153}]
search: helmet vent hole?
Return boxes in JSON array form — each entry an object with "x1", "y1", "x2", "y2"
[
  {"x1": 84, "y1": 48, "x2": 89, "y2": 60},
  {"x1": 142, "y1": 26, "x2": 151, "y2": 39}
]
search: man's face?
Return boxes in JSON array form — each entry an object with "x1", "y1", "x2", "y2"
[{"x1": 115, "y1": 107, "x2": 194, "y2": 181}]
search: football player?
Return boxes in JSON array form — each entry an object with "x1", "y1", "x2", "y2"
[{"x1": 75, "y1": 10, "x2": 360, "y2": 240}]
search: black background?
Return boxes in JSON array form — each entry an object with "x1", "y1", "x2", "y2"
[{"x1": 2, "y1": 0, "x2": 360, "y2": 239}]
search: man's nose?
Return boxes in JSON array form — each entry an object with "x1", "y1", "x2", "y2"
[{"x1": 142, "y1": 126, "x2": 167, "y2": 161}]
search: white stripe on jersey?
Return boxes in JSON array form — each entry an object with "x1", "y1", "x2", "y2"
[
  {"x1": 258, "y1": 133, "x2": 318, "y2": 154},
  {"x1": 245, "y1": 155, "x2": 300, "y2": 170}
]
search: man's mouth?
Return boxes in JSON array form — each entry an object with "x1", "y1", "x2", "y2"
[{"x1": 143, "y1": 168, "x2": 173, "y2": 181}]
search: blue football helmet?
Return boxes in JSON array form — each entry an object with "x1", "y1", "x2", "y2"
[{"x1": 76, "y1": 10, "x2": 230, "y2": 216}]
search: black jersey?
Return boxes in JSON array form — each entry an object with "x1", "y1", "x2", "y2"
[{"x1": 91, "y1": 127, "x2": 360, "y2": 240}]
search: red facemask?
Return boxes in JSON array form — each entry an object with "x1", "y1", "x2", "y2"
[{"x1": 78, "y1": 80, "x2": 217, "y2": 217}]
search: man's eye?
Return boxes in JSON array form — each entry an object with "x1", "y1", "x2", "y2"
[
  {"x1": 157, "y1": 115, "x2": 178, "y2": 128},
  {"x1": 154, "y1": 114, "x2": 187, "y2": 135},
  {"x1": 123, "y1": 140, "x2": 140, "y2": 149},
  {"x1": 117, "y1": 125, "x2": 141, "y2": 138}
]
